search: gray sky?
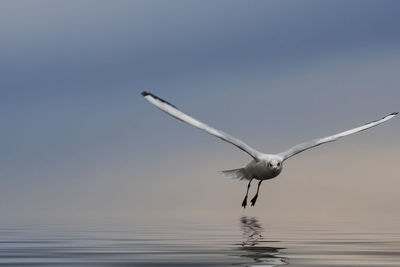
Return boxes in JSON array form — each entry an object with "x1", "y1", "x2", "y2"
[{"x1": 0, "y1": 0, "x2": 399, "y2": 226}]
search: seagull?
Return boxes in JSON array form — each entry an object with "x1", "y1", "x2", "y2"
[{"x1": 141, "y1": 91, "x2": 397, "y2": 208}]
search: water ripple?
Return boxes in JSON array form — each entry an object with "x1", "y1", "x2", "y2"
[{"x1": 0, "y1": 218, "x2": 399, "y2": 266}]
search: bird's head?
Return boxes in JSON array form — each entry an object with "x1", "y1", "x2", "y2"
[{"x1": 268, "y1": 159, "x2": 282, "y2": 173}]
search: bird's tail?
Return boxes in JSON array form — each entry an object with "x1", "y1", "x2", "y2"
[{"x1": 221, "y1": 168, "x2": 247, "y2": 180}]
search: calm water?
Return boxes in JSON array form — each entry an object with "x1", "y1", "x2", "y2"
[{"x1": 1, "y1": 217, "x2": 400, "y2": 266}]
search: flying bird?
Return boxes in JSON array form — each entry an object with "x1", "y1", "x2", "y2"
[{"x1": 141, "y1": 91, "x2": 397, "y2": 208}]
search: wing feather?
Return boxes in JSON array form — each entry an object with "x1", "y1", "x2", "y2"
[
  {"x1": 142, "y1": 91, "x2": 262, "y2": 160},
  {"x1": 279, "y1": 112, "x2": 398, "y2": 160}
]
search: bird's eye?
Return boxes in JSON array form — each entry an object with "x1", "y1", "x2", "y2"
[{"x1": 277, "y1": 162, "x2": 280, "y2": 166}]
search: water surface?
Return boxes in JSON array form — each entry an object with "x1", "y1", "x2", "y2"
[{"x1": 1, "y1": 216, "x2": 399, "y2": 266}]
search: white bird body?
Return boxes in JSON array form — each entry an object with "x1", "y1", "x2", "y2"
[
  {"x1": 141, "y1": 91, "x2": 397, "y2": 207},
  {"x1": 246, "y1": 160, "x2": 274, "y2": 180},
  {"x1": 245, "y1": 159, "x2": 282, "y2": 180},
  {"x1": 224, "y1": 155, "x2": 282, "y2": 181}
]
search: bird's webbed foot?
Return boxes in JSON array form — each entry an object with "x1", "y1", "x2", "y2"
[
  {"x1": 242, "y1": 196, "x2": 248, "y2": 208},
  {"x1": 250, "y1": 194, "x2": 258, "y2": 206}
]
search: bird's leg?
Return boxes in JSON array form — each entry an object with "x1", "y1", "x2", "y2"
[
  {"x1": 242, "y1": 179, "x2": 252, "y2": 208},
  {"x1": 250, "y1": 180, "x2": 262, "y2": 206}
]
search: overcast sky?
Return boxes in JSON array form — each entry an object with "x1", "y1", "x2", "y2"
[{"x1": 0, "y1": 0, "x2": 399, "y2": 226}]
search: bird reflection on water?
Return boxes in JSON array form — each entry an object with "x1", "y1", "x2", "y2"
[{"x1": 235, "y1": 216, "x2": 287, "y2": 266}]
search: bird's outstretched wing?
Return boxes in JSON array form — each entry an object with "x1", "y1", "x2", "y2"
[
  {"x1": 142, "y1": 91, "x2": 263, "y2": 160},
  {"x1": 278, "y1": 112, "x2": 398, "y2": 161}
]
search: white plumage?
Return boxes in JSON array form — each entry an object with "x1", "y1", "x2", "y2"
[{"x1": 142, "y1": 91, "x2": 397, "y2": 207}]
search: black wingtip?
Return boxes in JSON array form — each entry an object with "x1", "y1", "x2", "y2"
[
  {"x1": 140, "y1": 91, "x2": 178, "y2": 109},
  {"x1": 390, "y1": 112, "x2": 399, "y2": 116}
]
